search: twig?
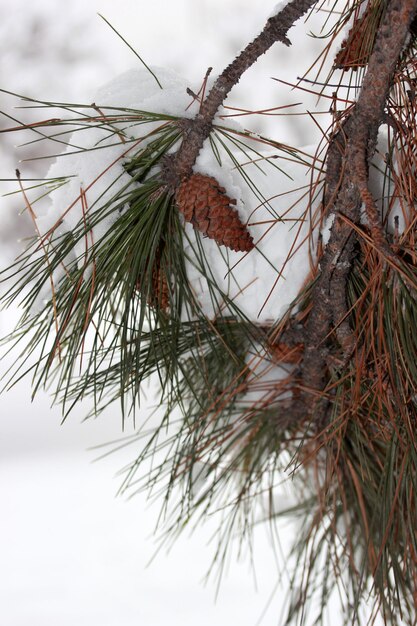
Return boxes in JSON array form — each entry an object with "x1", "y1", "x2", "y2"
[
  {"x1": 166, "y1": 0, "x2": 318, "y2": 184},
  {"x1": 297, "y1": 0, "x2": 417, "y2": 422}
]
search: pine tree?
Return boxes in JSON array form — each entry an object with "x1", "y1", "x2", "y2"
[{"x1": 2, "y1": 1, "x2": 417, "y2": 624}]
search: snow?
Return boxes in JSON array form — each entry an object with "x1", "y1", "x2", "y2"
[
  {"x1": 39, "y1": 67, "x2": 320, "y2": 323},
  {"x1": 94, "y1": 67, "x2": 194, "y2": 116},
  {"x1": 37, "y1": 68, "x2": 193, "y2": 274},
  {"x1": 1, "y1": 447, "x2": 290, "y2": 626},
  {"x1": 368, "y1": 126, "x2": 409, "y2": 236},
  {"x1": 321, "y1": 213, "x2": 335, "y2": 246},
  {"x1": 269, "y1": 0, "x2": 293, "y2": 18},
  {"x1": 189, "y1": 149, "x2": 318, "y2": 320}
]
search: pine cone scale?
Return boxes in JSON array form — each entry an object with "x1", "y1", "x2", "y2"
[{"x1": 175, "y1": 173, "x2": 254, "y2": 253}]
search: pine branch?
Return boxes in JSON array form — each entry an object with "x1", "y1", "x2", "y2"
[
  {"x1": 165, "y1": 0, "x2": 318, "y2": 184},
  {"x1": 4, "y1": 4, "x2": 417, "y2": 622},
  {"x1": 297, "y1": 0, "x2": 417, "y2": 423}
]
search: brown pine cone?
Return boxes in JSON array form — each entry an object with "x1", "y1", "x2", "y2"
[
  {"x1": 335, "y1": 3, "x2": 383, "y2": 71},
  {"x1": 268, "y1": 341, "x2": 304, "y2": 364},
  {"x1": 175, "y1": 173, "x2": 254, "y2": 253},
  {"x1": 135, "y1": 256, "x2": 170, "y2": 311},
  {"x1": 148, "y1": 262, "x2": 169, "y2": 311}
]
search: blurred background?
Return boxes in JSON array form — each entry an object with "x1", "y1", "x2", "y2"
[{"x1": 0, "y1": 2, "x2": 335, "y2": 625}]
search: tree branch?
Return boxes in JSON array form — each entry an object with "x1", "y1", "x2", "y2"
[
  {"x1": 166, "y1": 0, "x2": 318, "y2": 184},
  {"x1": 165, "y1": 0, "x2": 417, "y2": 430},
  {"x1": 296, "y1": 0, "x2": 417, "y2": 422}
]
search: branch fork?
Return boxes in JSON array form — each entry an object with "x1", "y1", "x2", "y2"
[{"x1": 167, "y1": 0, "x2": 417, "y2": 427}]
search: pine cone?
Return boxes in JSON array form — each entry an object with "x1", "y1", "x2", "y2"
[
  {"x1": 334, "y1": 3, "x2": 381, "y2": 71},
  {"x1": 175, "y1": 173, "x2": 254, "y2": 253},
  {"x1": 136, "y1": 256, "x2": 170, "y2": 311},
  {"x1": 268, "y1": 341, "x2": 304, "y2": 364},
  {"x1": 336, "y1": 2, "x2": 417, "y2": 71},
  {"x1": 149, "y1": 262, "x2": 169, "y2": 311}
]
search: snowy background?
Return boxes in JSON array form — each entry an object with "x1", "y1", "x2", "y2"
[{"x1": 0, "y1": 2, "x2": 353, "y2": 625}]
